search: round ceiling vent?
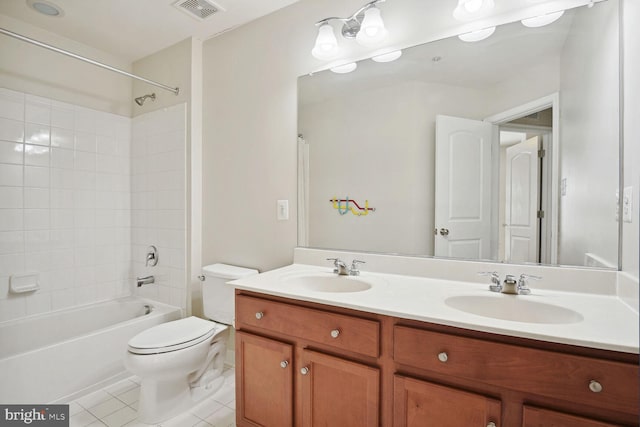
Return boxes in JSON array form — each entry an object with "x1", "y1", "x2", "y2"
[{"x1": 26, "y1": 0, "x2": 65, "y2": 17}]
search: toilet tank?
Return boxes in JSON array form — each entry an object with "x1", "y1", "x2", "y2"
[{"x1": 202, "y1": 263, "x2": 258, "y2": 325}]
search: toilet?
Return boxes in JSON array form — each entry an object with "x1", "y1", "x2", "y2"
[{"x1": 124, "y1": 263, "x2": 257, "y2": 425}]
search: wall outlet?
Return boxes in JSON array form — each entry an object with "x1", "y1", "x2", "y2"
[
  {"x1": 623, "y1": 186, "x2": 633, "y2": 223},
  {"x1": 277, "y1": 200, "x2": 289, "y2": 221}
]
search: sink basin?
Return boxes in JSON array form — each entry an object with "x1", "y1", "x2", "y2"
[
  {"x1": 282, "y1": 273, "x2": 376, "y2": 293},
  {"x1": 445, "y1": 295, "x2": 583, "y2": 324}
]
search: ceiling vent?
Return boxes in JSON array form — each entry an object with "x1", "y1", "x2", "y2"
[{"x1": 173, "y1": 0, "x2": 225, "y2": 21}]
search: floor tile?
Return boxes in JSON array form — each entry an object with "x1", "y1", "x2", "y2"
[
  {"x1": 87, "y1": 397, "x2": 127, "y2": 419},
  {"x1": 104, "y1": 379, "x2": 139, "y2": 397},
  {"x1": 77, "y1": 390, "x2": 113, "y2": 409},
  {"x1": 69, "y1": 402, "x2": 85, "y2": 416},
  {"x1": 158, "y1": 413, "x2": 202, "y2": 427},
  {"x1": 204, "y1": 406, "x2": 235, "y2": 427},
  {"x1": 101, "y1": 406, "x2": 137, "y2": 427},
  {"x1": 69, "y1": 409, "x2": 100, "y2": 427},
  {"x1": 115, "y1": 387, "x2": 139, "y2": 405},
  {"x1": 190, "y1": 396, "x2": 224, "y2": 420}
]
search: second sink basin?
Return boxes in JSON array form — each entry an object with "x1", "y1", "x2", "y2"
[
  {"x1": 282, "y1": 273, "x2": 379, "y2": 293},
  {"x1": 445, "y1": 295, "x2": 584, "y2": 324}
]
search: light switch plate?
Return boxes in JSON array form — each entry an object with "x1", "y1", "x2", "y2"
[
  {"x1": 623, "y1": 186, "x2": 633, "y2": 223},
  {"x1": 277, "y1": 200, "x2": 289, "y2": 221}
]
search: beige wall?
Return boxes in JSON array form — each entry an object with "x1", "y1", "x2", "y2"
[{"x1": 0, "y1": 14, "x2": 132, "y2": 116}]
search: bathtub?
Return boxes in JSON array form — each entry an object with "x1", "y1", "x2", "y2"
[{"x1": 0, "y1": 296, "x2": 181, "y2": 403}]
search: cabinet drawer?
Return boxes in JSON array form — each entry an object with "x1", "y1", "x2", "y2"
[
  {"x1": 236, "y1": 294, "x2": 380, "y2": 358},
  {"x1": 394, "y1": 325, "x2": 639, "y2": 415}
]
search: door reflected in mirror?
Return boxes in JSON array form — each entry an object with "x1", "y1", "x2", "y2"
[{"x1": 297, "y1": 0, "x2": 620, "y2": 269}]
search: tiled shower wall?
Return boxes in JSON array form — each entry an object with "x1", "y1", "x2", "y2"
[
  {"x1": 130, "y1": 104, "x2": 187, "y2": 310},
  {"x1": 0, "y1": 88, "x2": 187, "y2": 321},
  {"x1": 0, "y1": 88, "x2": 132, "y2": 321}
]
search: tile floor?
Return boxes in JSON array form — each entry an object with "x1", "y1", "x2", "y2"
[{"x1": 68, "y1": 367, "x2": 236, "y2": 427}]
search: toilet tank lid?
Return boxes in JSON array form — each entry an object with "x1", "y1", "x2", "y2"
[{"x1": 202, "y1": 263, "x2": 258, "y2": 279}]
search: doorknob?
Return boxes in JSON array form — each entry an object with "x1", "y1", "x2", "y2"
[{"x1": 439, "y1": 228, "x2": 450, "y2": 236}]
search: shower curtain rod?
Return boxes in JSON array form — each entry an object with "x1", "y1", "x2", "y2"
[{"x1": 0, "y1": 27, "x2": 180, "y2": 96}]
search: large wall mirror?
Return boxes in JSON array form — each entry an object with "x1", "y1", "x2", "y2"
[{"x1": 297, "y1": 0, "x2": 621, "y2": 269}]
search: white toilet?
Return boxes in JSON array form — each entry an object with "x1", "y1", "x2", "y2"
[{"x1": 124, "y1": 263, "x2": 257, "y2": 425}]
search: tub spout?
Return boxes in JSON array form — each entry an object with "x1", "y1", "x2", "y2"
[{"x1": 137, "y1": 276, "x2": 155, "y2": 287}]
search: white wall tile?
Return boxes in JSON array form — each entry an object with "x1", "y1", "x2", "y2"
[
  {"x1": 24, "y1": 209, "x2": 50, "y2": 230},
  {"x1": 0, "y1": 296, "x2": 27, "y2": 322},
  {"x1": 25, "y1": 96, "x2": 51, "y2": 126},
  {"x1": 50, "y1": 249, "x2": 74, "y2": 269},
  {"x1": 95, "y1": 112, "x2": 116, "y2": 138},
  {"x1": 0, "y1": 231, "x2": 24, "y2": 254},
  {"x1": 24, "y1": 144, "x2": 50, "y2": 167},
  {"x1": 51, "y1": 288, "x2": 75, "y2": 310},
  {"x1": 24, "y1": 230, "x2": 49, "y2": 252},
  {"x1": 0, "y1": 187, "x2": 23, "y2": 208},
  {"x1": 51, "y1": 189, "x2": 73, "y2": 209},
  {"x1": 25, "y1": 123, "x2": 50, "y2": 146},
  {"x1": 75, "y1": 151, "x2": 96, "y2": 172},
  {"x1": 0, "y1": 141, "x2": 24, "y2": 164},
  {"x1": 0, "y1": 253, "x2": 25, "y2": 276},
  {"x1": 51, "y1": 148, "x2": 74, "y2": 169},
  {"x1": 51, "y1": 102, "x2": 74, "y2": 130},
  {"x1": 51, "y1": 169, "x2": 75, "y2": 189},
  {"x1": 25, "y1": 292, "x2": 52, "y2": 316},
  {"x1": 0, "y1": 118, "x2": 25, "y2": 143},
  {"x1": 51, "y1": 128, "x2": 74, "y2": 149},
  {"x1": 0, "y1": 163, "x2": 23, "y2": 186},
  {"x1": 0, "y1": 88, "x2": 24, "y2": 121},
  {"x1": 50, "y1": 229, "x2": 74, "y2": 250},
  {"x1": 50, "y1": 209, "x2": 74, "y2": 229},
  {"x1": 75, "y1": 132, "x2": 97, "y2": 152},
  {"x1": 24, "y1": 251, "x2": 51, "y2": 273},
  {"x1": 24, "y1": 188, "x2": 49, "y2": 208},
  {"x1": 0, "y1": 209, "x2": 23, "y2": 231},
  {"x1": 24, "y1": 166, "x2": 49, "y2": 188},
  {"x1": 74, "y1": 107, "x2": 95, "y2": 133},
  {"x1": 73, "y1": 171, "x2": 96, "y2": 190},
  {"x1": 97, "y1": 136, "x2": 117, "y2": 155}
]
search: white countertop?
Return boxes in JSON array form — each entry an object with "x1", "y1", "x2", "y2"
[{"x1": 229, "y1": 263, "x2": 640, "y2": 354}]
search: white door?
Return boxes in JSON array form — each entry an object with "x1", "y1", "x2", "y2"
[
  {"x1": 435, "y1": 115, "x2": 495, "y2": 259},
  {"x1": 504, "y1": 136, "x2": 539, "y2": 263}
]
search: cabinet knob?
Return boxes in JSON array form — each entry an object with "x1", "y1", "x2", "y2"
[
  {"x1": 300, "y1": 367, "x2": 310, "y2": 375},
  {"x1": 437, "y1": 352, "x2": 448, "y2": 363},
  {"x1": 589, "y1": 380, "x2": 603, "y2": 393},
  {"x1": 255, "y1": 311, "x2": 264, "y2": 320},
  {"x1": 330, "y1": 329, "x2": 340, "y2": 338},
  {"x1": 487, "y1": 422, "x2": 497, "y2": 427},
  {"x1": 280, "y1": 360, "x2": 288, "y2": 369}
]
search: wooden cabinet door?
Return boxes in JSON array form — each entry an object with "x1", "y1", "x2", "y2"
[
  {"x1": 394, "y1": 375, "x2": 501, "y2": 427},
  {"x1": 236, "y1": 331, "x2": 293, "y2": 427},
  {"x1": 522, "y1": 405, "x2": 621, "y2": 427},
  {"x1": 299, "y1": 349, "x2": 379, "y2": 427}
]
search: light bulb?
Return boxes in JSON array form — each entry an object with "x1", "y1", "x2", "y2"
[
  {"x1": 458, "y1": 26, "x2": 496, "y2": 42},
  {"x1": 312, "y1": 23, "x2": 339, "y2": 60},
  {"x1": 453, "y1": 0, "x2": 494, "y2": 21},
  {"x1": 521, "y1": 10, "x2": 565, "y2": 28},
  {"x1": 356, "y1": 7, "x2": 388, "y2": 47}
]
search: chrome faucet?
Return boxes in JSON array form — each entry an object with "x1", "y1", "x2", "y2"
[
  {"x1": 481, "y1": 272, "x2": 541, "y2": 295},
  {"x1": 479, "y1": 271, "x2": 502, "y2": 292},
  {"x1": 327, "y1": 258, "x2": 349, "y2": 275},
  {"x1": 145, "y1": 245, "x2": 158, "y2": 267},
  {"x1": 137, "y1": 275, "x2": 155, "y2": 287},
  {"x1": 327, "y1": 258, "x2": 367, "y2": 276}
]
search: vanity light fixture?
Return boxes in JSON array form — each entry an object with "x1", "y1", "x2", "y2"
[
  {"x1": 521, "y1": 10, "x2": 565, "y2": 27},
  {"x1": 330, "y1": 62, "x2": 358, "y2": 74},
  {"x1": 371, "y1": 50, "x2": 402, "y2": 63},
  {"x1": 311, "y1": 0, "x2": 388, "y2": 60},
  {"x1": 458, "y1": 26, "x2": 496, "y2": 42},
  {"x1": 453, "y1": 0, "x2": 494, "y2": 21}
]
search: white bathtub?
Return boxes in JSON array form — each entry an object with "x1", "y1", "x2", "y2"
[{"x1": 0, "y1": 296, "x2": 181, "y2": 403}]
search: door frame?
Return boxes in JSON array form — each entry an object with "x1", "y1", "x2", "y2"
[{"x1": 484, "y1": 93, "x2": 559, "y2": 264}]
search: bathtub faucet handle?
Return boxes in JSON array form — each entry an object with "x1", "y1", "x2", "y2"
[
  {"x1": 145, "y1": 245, "x2": 158, "y2": 267},
  {"x1": 137, "y1": 276, "x2": 155, "y2": 287}
]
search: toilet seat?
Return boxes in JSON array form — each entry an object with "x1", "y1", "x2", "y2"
[{"x1": 128, "y1": 316, "x2": 223, "y2": 355}]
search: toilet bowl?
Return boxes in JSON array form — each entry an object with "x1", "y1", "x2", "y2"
[
  {"x1": 124, "y1": 316, "x2": 229, "y2": 424},
  {"x1": 124, "y1": 263, "x2": 258, "y2": 424}
]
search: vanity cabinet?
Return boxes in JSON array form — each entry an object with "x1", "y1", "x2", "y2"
[
  {"x1": 235, "y1": 290, "x2": 639, "y2": 427},
  {"x1": 235, "y1": 293, "x2": 381, "y2": 427}
]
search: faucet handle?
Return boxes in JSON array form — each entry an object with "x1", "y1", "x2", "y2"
[
  {"x1": 478, "y1": 271, "x2": 502, "y2": 292},
  {"x1": 350, "y1": 260, "x2": 366, "y2": 276},
  {"x1": 517, "y1": 274, "x2": 541, "y2": 295}
]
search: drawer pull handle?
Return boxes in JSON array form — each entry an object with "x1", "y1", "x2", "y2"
[
  {"x1": 330, "y1": 329, "x2": 340, "y2": 338},
  {"x1": 255, "y1": 311, "x2": 264, "y2": 320},
  {"x1": 437, "y1": 352, "x2": 448, "y2": 363},
  {"x1": 589, "y1": 380, "x2": 603, "y2": 393},
  {"x1": 300, "y1": 367, "x2": 310, "y2": 375},
  {"x1": 487, "y1": 422, "x2": 497, "y2": 427},
  {"x1": 280, "y1": 360, "x2": 288, "y2": 369}
]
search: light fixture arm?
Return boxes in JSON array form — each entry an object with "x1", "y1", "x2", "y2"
[{"x1": 314, "y1": 0, "x2": 386, "y2": 39}]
